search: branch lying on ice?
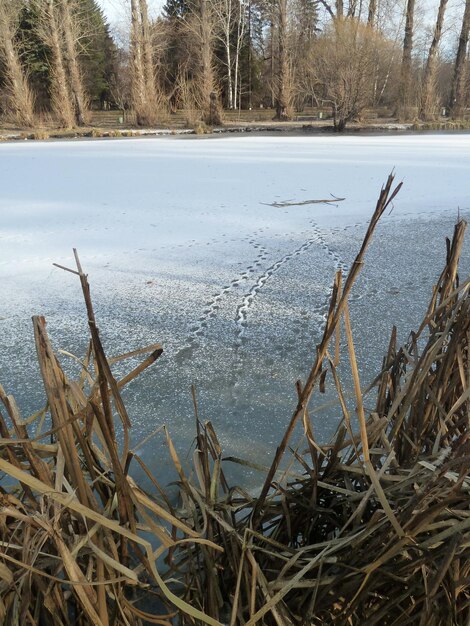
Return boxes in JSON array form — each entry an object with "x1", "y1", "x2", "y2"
[{"x1": 261, "y1": 194, "x2": 345, "y2": 208}]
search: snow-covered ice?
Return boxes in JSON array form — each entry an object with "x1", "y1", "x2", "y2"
[{"x1": 1, "y1": 134, "x2": 469, "y2": 483}]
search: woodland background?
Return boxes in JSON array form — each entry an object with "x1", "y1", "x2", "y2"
[{"x1": 0, "y1": 0, "x2": 469, "y2": 131}]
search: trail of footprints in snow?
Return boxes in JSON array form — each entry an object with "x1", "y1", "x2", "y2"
[
  {"x1": 230, "y1": 222, "x2": 350, "y2": 389},
  {"x1": 174, "y1": 233, "x2": 268, "y2": 362},
  {"x1": 234, "y1": 220, "x2": 348, "y2": 350},
  {"x1": 174, "y1": 215, "x2": 413, "y2": 367},
  {"x1": 301, "y1": 219, "x2": 422, "y2": 307}
]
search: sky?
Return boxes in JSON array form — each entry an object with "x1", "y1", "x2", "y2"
[
  {"x1": 95, "y1": 0, "x2": 463, "y2": 55},
  {"x1": 96, "y1": 0, "x2": 164, "y2": 25},
  {"x1": 96, "y1": 0, "x2": 465, "y2": 32}
]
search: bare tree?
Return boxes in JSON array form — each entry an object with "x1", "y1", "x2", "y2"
[
  {"x1": 232, "y1": 0, "x2": 247, "y2": 110},
  {"x1": 290, "y1": 0, "x2": 318, "y2": 110},
  {"x1": 311, "y1": 20, "x2": 381, "y2": 130},
  {"x1": 34, "y1": 0, "x2": 89, "y2": 127},
  {"x1": 40, "y1": 0, "x2": 75, "y2": 127},
  {"x1": 130, "y1": 0, "x2": 161, "y2": 125},
  {"x1": 368, "y1": 0, "x2": 376, "y2": 26},
  {"x1": 449, "y1": 0, "x2": 470, "y2": 119},
  {"x1": 213, "y1": 0, "x2": 235, "y2": 108},
  {"x1": 60, "y1": 0, "x2": 88, "y2": 125},
  {"x1": 0, "y1": 0, "x2": 35, "y2": 127},
  {"x1": 397, "y1": 0, "x2": 416, "y2": 120},
  {"x1": 419, "y1": 0, "x2": 448, "y2": 120},
  {"x1": 130, "y1": 0, "x2": 146, "y2": 123},
  {"x1": 273, "y1": 0, "x2": 292, "y2": 120},
  {"x1": 182, "y1": 0, "x2": 222, "y2": 124},
  {"x1": 213, "y1": 0, "x2": 246, "y2": 110},
  {"x1": 199, "y1": 0, "x2": 222, "y2": 123},
  {"x1": 140, "y1": 0, "x2": 159, "y2": 110}
]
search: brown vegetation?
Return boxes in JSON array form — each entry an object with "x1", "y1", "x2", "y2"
[
  {"x1": 310, "y1": 21, "x2": 385, "y2": 131},
  {"x1": 396, "y1": 0, "x2": 416, "y2": 121},
  {"x1": 419, "y1": 0, "x2": 448, "y2": 121},
  {"x1": 130, "y1": 0, "x2": 165, "y2": 126},
  {"x1": 0, "y1": 0, "x2": 35, "y2": 127},
  {"x1": 449, "y1": 0, "x2": 470, "y2": 120},
  {"x1": 2, "y1": 0, "x2": 470, "y2": 131},
  {"x1": 273, "y1": 0, "x2": 291, "y2": 121}
]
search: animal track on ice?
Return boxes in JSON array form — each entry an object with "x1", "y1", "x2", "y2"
[
  {"x1": 231, "y1": 222, "x2": 350, "y2": 388},
  {"x1": 235, "y1": 222, "x2": 349, "y2": 348},
  {"x1": 174, "y1": 237, "x2": 268, "y2": 363},
  {"x1": 171, "y1": 225, "x2": 271, "y2": 252},
  {"x1": 309, "y1": 220, "x2": 349, "y2": 275}
]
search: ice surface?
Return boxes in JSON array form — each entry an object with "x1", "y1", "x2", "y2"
[{"x1": 1, "y1": 134, "x2": 469, "y2": 485}]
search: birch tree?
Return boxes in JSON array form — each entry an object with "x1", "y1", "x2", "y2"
[
  {"x1": 232, "y1": 0, "x2": 247, "y2": 109},
  {"x1": 214, "y1": 0, "x2": 234, "y2": 108},
  {"x1": 213, "y1": 0, "x2": 246, "y2": 109}
]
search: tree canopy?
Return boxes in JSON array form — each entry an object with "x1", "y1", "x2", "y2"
[{"x1": 0, "y1": 0, "x2": 469, "y2": 128}]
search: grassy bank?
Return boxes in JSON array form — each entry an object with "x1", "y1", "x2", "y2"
[{"x1": 0, "y1": 107, "x2": 412, "y2": 141}]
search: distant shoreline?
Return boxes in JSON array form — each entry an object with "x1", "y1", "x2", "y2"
[{"x1": 2, "y1": 119, "x2": 470, "y2": 144}]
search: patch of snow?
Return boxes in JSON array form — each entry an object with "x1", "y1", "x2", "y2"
[{"x1": 0, "y1": 134, "x2": 469, "y2": 485}]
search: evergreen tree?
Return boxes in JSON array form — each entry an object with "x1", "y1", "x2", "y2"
[
  {"x1": 163, "y1": 0, "x2": 191, "y2": 19},
  {"x1": 17, "y1": 2, "x2": 50, "y2": 111},
  {"x1": 78, "y1": 0, "x2": 117, "y2": 107},
  {"x1": 1, "y1": 0, "x2": 117, "y2": 115}
]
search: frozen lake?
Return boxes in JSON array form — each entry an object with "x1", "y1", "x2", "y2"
[{"x1": 1, "y1": 134, "x2": 469, "y2": 483}]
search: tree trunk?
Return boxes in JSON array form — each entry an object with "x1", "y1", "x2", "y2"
[
  {"x1": 246, "y1": 0, "x2": 251, "y2": 109},
  {"x1": 60, "y1": 0, "x2": 88, "y2": 126},
  {"x1": 348, "y1": 0, "x2": 357, "y2": 18},
  {"x1": 367, "y1": 0, "x2": 376, "y2": 26},
  {"x1": 139, "y1": 0, "x2": 159, "y2": 121},
  {"x1": 223, "y1": 0, "x2": 233, "y2": 109},
  {"x1": 270, "y1": 20, "x2": 275, "y2": 108},
  {"x1": 200, "y1": 0, "x2": 213, "y2": 117},
  {"x1": 199, "y1": 0, "x2": 222, "y2": 125},
  {"x1": 233, "y1": 1, "x2": 246, "y2": 110},
  {"x1": 213, "y1": 0, "x2": 243, "y2": 109},
  {"x1": 43, "y1": 0, "x2": 75, "y2": 128},
  {"x1": 227, "y1": 55, "x2": 233, "y2": 109},
  {"x1": 0, "y1": 3, "x2": 35, "y2": 127},
  {"x1": 274, "y1": 0, "x2": 291, "y2": 120},
  {"x1": 419, "y1": 0, "x2": 448, "y2": 120},
  {"x1": 397, "y1": 0, "x2": 416, "y2": 121},
  {"x1": 449, "y1": 0, "x2": 470, "y2": 119},
  {"x1": 131, "y1": 0, "x2": 148, "y2": 125}
]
